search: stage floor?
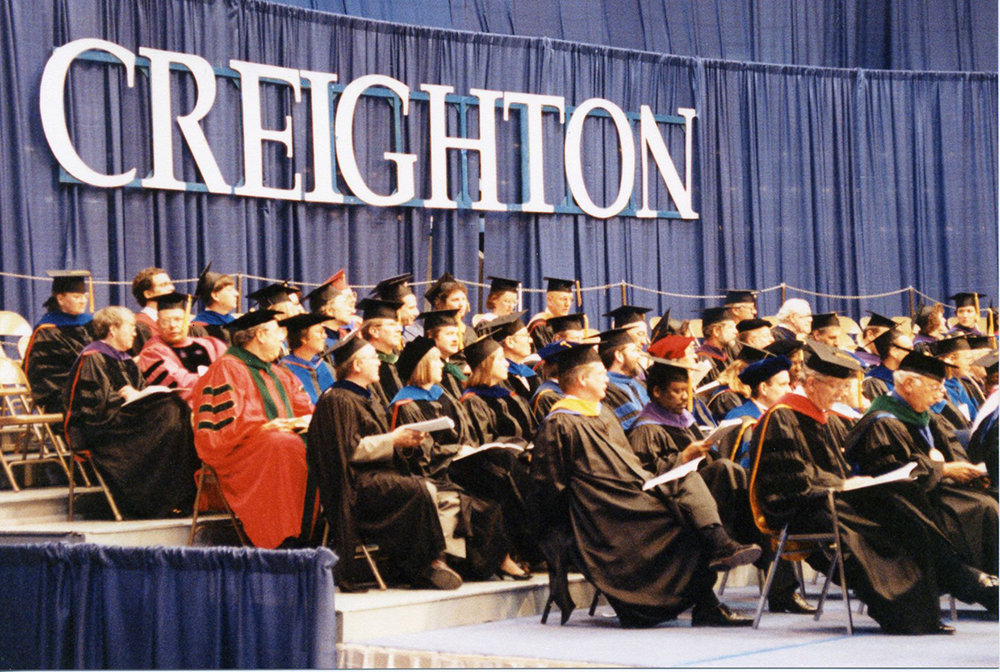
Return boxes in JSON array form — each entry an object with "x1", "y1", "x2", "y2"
[{"x1": 342, "y1": 586, "x2": 999, "y2": 668}]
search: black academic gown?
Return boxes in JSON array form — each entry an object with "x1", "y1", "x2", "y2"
[
  {"x1": 392, "y1": 389, "x2": 537, "y2": 564},
  {"x1": 706, "y1": 388, "x2": 745, "y2": 423},
  {"x1": 387, "y1": 392, "x2": 510, "y2": 579},
  {"x1": 532, "y1": 403, "x2": 719, "y2": 628},
  {"x1": 62, "y1": 344, "x2": 197, "y2": 518},
  {"x1": 306, "y1": 382, "x2": 445, "y2": 589},
  {"x1": 459, "y1": 387, "x2": 541, "y2": 561},
  {"x1": 505, "y1": 367, "x2": 541, "y2": 402},
  {"x1": 750, "y1": 400, "x2": 948, "y2": 634},
  {"x1": 24, "y1": 321, "x2": 95, "y2": 413},
  {"x1": 844, "y1": 411, "x2": 998, "y2": 574},
  {"x1": 528, "y1": 320, "x2": 554, "y2": 352},
  {"x1": 626, "y1": 415, "x2": 797, "y2": 593},
  {"x1": 968, "y1": 408, "x2": 998, "y2": 484}
]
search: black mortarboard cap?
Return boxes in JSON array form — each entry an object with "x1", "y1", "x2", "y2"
[
  {"x1": 701, "y1": 306, "x2": 730, "y2": 329},
  {"x1": 153, "y1": 291, "x2": 192, "y2": 312},
  {"x1": 396, "y1": 336, "x2": 437, "y2": 384},
  {"x1": 723, "y1": 289, "x2": 757, "y2": 305},
  {"x1": 461, "y1": 336, "x2": 501, "y2": 371},
  {"x1": 424, "y1": 272, "x2": 458, "y2": 305},
  {"x1": 544, "y1": 277, "x2": 576, "y2": 293},
  {"x1": 648, "y1": 308, "x2": 676, "y2": 343},
  {"x1": 736, "y1": 318, "x2": 771, "y2": 333},
  {"x1": 278, "y1": 311, "x2": 330, "y2": 333},
  {"x1": 417, "y1": 309, "x2": 460, "y2": 331},
  {"x1": 898, "y1": 351, "x2": 948, "y2": 382},
  {"x1": 865, "y1": 311, "x2": 898, "y2": 330},
  {"x1": 248, "y1": 281, "x2": 301, "y2": 308},
  {"x1": 596, "y1": 327, "x2": 634, "y2": 353},
  {"x1": 305, "y1": 280, "x2": 340, "y2": 310},
  {"x1": 488, "y1": 276, "x2": 520, "y2": 294},
  {"x1": 544, "y1": 341, "x2": 600, "y2": 374},
  {"x1": 538, "y1": 340, "x2": 573, "y2": 362},
  {"x1": 47, "y1": 270, "x2": 90, "y2": 295},
  {"x1": 225, "y1": 308, "x2": 281, "y2": 334},
  {"x1": 949, "y1": 292, "x2": 984, "y2": 309},
  {"x1": 765, "y1": 339, "x2": 804, "y2": 357},
  {"x1": 872, "y1": 329, "x2": 907, "y2": 360},
  {"x1": 739, "y1": 355, "x2": 792, "y2": 388},
  {"x1": 736, "y1": 344, "x2": 771, "y2": 363},
  {"x1": 803, "y1": 341, "x2": 863, "y2": 378},
  {"x1": 371, "y1": 273, "x2": 414, "y2": 302},
  {"x1": 810, "y1": 313, "x2": 839, "y2": 332},
  {"x1": 478, "y1": 311, "x2": 527, "y2": 340},
  {"x1": 195, "y1": 263, "x2": 225, "y2": 303},
  {"x1": 646, "y1": 356, "x2": 696, "y2": 386},
  {"x1": 357, "y1": 297, "x2": 402, "y2": 321},
  {"x1": 325, "y1": 332, "x2": 368, "y2": 367},
  {"x1": 930, "y1": 336, "x2": 971, "y2": 357},
  {"x1": 604, "y1": 305, "x2": 652, "y2": 328},
  {"x1": 974, "y1": 351, "x2": 999, "y2": 373},
  {"x1": 548, "y1": 313, "x2": 587, "y2": 335},
  {"x1": 966, "y1": 335, "x2": 995, "y2": 351}
]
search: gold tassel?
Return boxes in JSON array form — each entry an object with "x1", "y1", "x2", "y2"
[
  {"x1": 856, "y1": 370, "x2": 863, "y2": 410},
  {"x1": 183, "y1": 293, "x2": 193, "y2": 332},
  {"x1": 975, "y1": 294, "x2": 981, "y2": 331},
  {"x1": 687, "y1": 377, "x2": 694, "y2": 412},
  {"x1": 88, "y1": 277, "x2": 95, "y2": 313}
]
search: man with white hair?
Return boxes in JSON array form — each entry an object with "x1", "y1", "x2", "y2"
[
  {"x1": 844, "y1": 350, "x2": 998, "y2": 581},
  {"x1": 64, "y1": 306, "x2": 198, "y2": 518},
  {"x1": 750, "y1": 342, "x2": 996, "y2": 633},
  {"x1": 771, "y1": 298, "x2": 812, "y2": 342}
]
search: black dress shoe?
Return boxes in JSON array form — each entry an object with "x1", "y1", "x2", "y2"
[
  {"x1": 691, "y1": 603, "x2": 754, "y2": 627},
  {"x1": 769, "y1": 592, "x2": 818, "y2": 614},
  {"x1": 931, "y1": 621, "x2": 955, "y2": 635},
  {"x1": 708, "y1": 541, "x2": 762, "y2": 571},
  {"x1": 975, "y1": 573, "x2": 999, "y2": 616}
]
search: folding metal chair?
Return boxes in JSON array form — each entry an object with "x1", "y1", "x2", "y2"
[
  {"x1": 0, "y1": 355, "x2": 74, "y2": 491},
  {"x1": 318, "y1": 516, "x2": 388, "y2": 591},
  {"x1": 0, "y1": 311, "x2": 31, "y2": 362},
  {"x1": 189, "y1": 462, "x2": 248, "y2": 546},
  {"x1": 68, "y1": 446, "x2": 123, "y2": 522}
]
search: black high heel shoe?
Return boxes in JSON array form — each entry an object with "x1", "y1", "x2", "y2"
[{"x1": 497, "y1": 567, "x2": 532, "y2": 581}]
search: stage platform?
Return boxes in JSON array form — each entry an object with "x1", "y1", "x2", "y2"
[
  {"x1": 0, "y1": 486, "x2": 234, "y2": 546},
  {"x1": 339, "y1": 586, "x2": 998, "y2": 668}
]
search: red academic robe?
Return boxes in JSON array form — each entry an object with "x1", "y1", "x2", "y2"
[
  {"x1": 137, "y1": 335, "x2": 227, "y2": 406},
  {"x1": 191, "y1": 348, "x2": 313, "y2": 549}
]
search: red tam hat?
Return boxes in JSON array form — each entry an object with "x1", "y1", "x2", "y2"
[{"x1": 647, "y1": 335, "x2": 694, "y2": 360}]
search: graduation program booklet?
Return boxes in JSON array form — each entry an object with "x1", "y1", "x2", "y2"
[
  {"x1": 642, "y1": 456, "x2": 705, "y2": 491},
  {"x1": 397, "y1": 417, "x2": 455, "y2": 433},
  {"x1": 702, "y1": 418, "x2": 744, "y2": 443},
  {"x1": 839, "y1": 462, "x2": 918, "y2": 492},
  {"x1": 121, "y1": 385, "x2": 175, "y2": 406},
  {"x1": 453, "y1": 442, "x2": 525, "y2": 461}
]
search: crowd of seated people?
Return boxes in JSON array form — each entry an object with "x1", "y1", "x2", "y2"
[{"x1": 14, "y1": 267, "x2": 1000, "y2": 632}]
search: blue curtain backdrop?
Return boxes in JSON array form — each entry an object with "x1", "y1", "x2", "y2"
[
  {"x1": 0, "y1": 0, "x2": 995, "y2": 328},
  {"x1": 0, "y1": 542, "x2": 337, "y2": 669},
  {"x1": 275, "y1": 0, "x2": 999, "y2": 72}
]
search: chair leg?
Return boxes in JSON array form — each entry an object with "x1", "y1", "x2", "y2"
[
  {"x1": 717, "y1": 569, "x2": 729, "y2": 596},
  {"x1": 360, "y1": 544, "x2": 387, "y2": 591},
  {"x1": 949, "y1": 594, "x2": 957, "y2": 621},
  {"x1": 753, "y1": 526, "x2": 788, "y2": 629},
  {"x1": 88, "y1": 461, "x2": 123, "y2": 522},
  {"x1": 828, "y1": 490, "x2": 853, "y2": 635},
  {"x1": 757, "y1": 568, "x2": 766, "y2": 595},
  {"x1": 0, "y1": 451, "x2": 20, "y2": 492},
  {"x1": 588, "y1": 589, "x2": 601, "y2": 616},
  {"x1": 188, "y1": 468, "x2": 206, "y2": 546},
  {"x1": 541, "y1": 594, "x2": 554, "y2": 624},
  {"x1": 814, "y1": 550, "x2": 837, "y2": 621}
]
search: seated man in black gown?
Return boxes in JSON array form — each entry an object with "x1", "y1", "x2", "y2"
[
  {"x1": 24, "y1": 270, "x2": 95, "y2": 414},
  {"x1": 63, "y1": 306, "x2": 198, "y2": 518},
  {"x1": 531, "y1": 342, "x2": 761, "y2": 628},
  {"x1": 750, "y1": 342, "x2": 997, "y2": 634},
  {"x1": 307, "y1": 334, "x2": 463, "y2": 590}
]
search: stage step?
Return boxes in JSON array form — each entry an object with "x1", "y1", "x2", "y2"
[{"x1": 336, "y1": 573, "x2": 598, "y2": 643}]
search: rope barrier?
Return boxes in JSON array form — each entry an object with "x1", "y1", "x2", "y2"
[{"x1": 0, "y1": 269, "x2": 971, "y2": 307}]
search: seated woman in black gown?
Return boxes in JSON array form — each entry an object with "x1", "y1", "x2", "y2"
[{"x1": 387, "y1": 337, "x2": 532, "y2": 578}]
